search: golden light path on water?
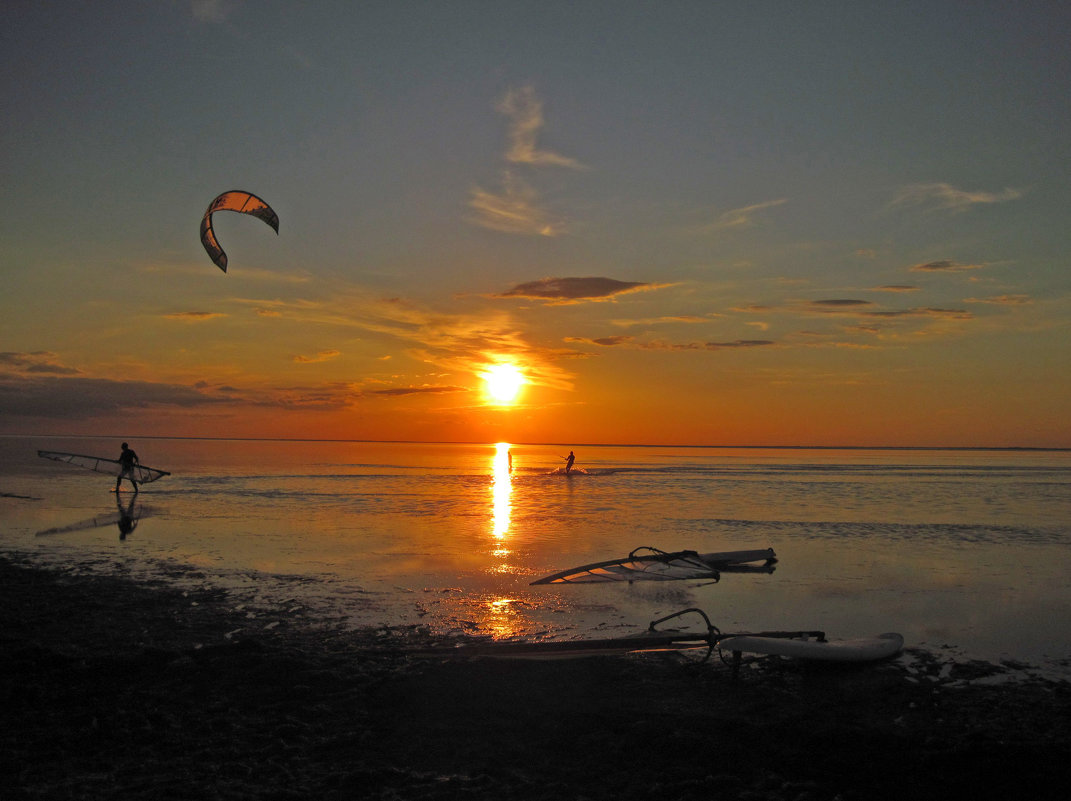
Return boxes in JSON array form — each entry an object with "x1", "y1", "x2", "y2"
[
  {"x1": 491, "y1": 442, "x2": 512, "y2": 543},
  {"x1": 485, "y1": 442, "x2": 521, "y2": 637}
]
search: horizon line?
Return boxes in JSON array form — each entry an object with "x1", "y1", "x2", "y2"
[{"x1": 5, "y1": 433, "x2": 1069, "y2": 453}]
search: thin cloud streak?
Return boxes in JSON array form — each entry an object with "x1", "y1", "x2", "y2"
[
  {"x1": 189, "y1": 0, "x2": 237, "y2": 23},
  {"x1": 564, "y1": 335, "x2": 633, "y2": 347},
  {"x1": 707, "y1": 198, "x2": 788, "y2": 230},
  {"x1": 468, "y1": 172, "x2": 566, "y2": 236},
  {"x1": 891, "y1": 182, "x2": 1023, "y2": 213},
  {"x1": 164, "y1": 311, "x2": 227, "y2": 321},
  {"x1": 609, "y1": 314, "x2": 717, "y2": 327},
  {"x1": 965, "y1": 294, "x2": 1033, "y2": 305},
  {"x1": 495, "y1": 276, "x2": 673, "y2": 304},
  {"x1": 234, "y1": 287, "x2": 580, "y2": 393},
  {"x1": 497, "y1": 86, "x2": 585, "y2": 170},
  {"x1": 909, "y1": 260, "x2": 985, "y2": 273},
  {"x1": 0, "y1": 351, "x2": 82, "y2": 375},
  {"x1": 0, "y1": 375, "x2": 232, "y2": 419},
  {"x1": 811, "y1": 299, "x2": 875, "y2": 308},
  {"x1": 368, "y1": 385, "x2": 469, "y2": 397},
  {"x1": 293, "y1": 349, "x2": 341, "y2": 364},
  {"x1": 468, "y1": 86, "x2": 584, "y2": 236},
  {"x1": 564, "y1": 336, "x2": 775, "y2": 352}
]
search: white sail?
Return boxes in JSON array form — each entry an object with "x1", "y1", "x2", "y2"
[
  {"x1": 531, "y1": 547, "x2": 776, "y2": 584},
  {"x1": 37, "y1": 450, "x2": 171, "y2": 484}
]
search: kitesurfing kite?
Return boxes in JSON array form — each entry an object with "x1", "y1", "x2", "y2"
[{"x1": 200, "y1": 190, "x2": 279, "y2": 272}]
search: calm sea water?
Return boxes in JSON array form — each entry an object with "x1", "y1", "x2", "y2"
[{"x1": 2, "y1": 437, "x2": 1069, "y2": 676}]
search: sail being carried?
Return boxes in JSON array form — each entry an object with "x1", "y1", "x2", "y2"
[
  {"x1": 530, "y1": 546, "x2": 777, "y2": 585},
  {"x1": 37, "y1": 450, "x2": 171, "y2": 484}
]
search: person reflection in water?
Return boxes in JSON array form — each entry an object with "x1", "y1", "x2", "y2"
[
  {"x1": 565, "y1": 451, "x2": 575, "y2": 474},
  {"x1": 115, "y1": 442, "x2": 140, "y2": 494},
  {"x1": 116, "y1": 493, "x2": 138, "y2": 540}
]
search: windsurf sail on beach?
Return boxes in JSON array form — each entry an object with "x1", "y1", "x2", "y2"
[
  {"x1": 530, "y1": 546, "x2": 777, "y2": 585},
  {"x1": 200, "y1": 190, "x2": 280, "y2": 272},
  {"x1": 37, "y1": 451, "x2": 171, "y2": 484},
  {"x1": 414, "y1": 608, "x2": 844, "y2": 665}
]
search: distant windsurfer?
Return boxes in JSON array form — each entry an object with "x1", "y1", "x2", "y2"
[
  {"x1": 115, "y1": 442, "x2": 140, "y2": 493},
  {"x1": 565, "y1": 451, "x2": 575, "y2": 474}
]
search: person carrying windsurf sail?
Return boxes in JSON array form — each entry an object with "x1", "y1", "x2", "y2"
[
  {"x1": 115, "y1": 442, "x2": 140, "y2": 493},
  {"x1": 565, "y1": 451, "x2": 575, "y2": 474}
]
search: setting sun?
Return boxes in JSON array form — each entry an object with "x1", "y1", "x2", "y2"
[{"x1": 482, "y1": 363, "x2": 526, "y2": 405}]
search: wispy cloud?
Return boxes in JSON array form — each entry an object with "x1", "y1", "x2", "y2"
[
  {"x1": 469, "y1": 172, "x2": 566, "y2": 236},
  {"x1": 734, "y1": 299, "x2": 975, "y2": 323},
  {"x1": 891, "y1": 182, "x2": 1023, "y2": 213},
  {"x1": 810, "y1": 299, "x2": 875, "y2": 309},
  {"x1": 564, "y1": 336, "x2": 776, "y2": 352},
  {"x1": 164, "y1": 311, "x2": 227, "y2": 322},
  {"x1": 638, "y1": 339, "x2": 776, "y2": 352},
  {"x1": 564, "y1": 335, "x2": 634, "y2": 347},
  {"x1": 864, "y1": 307, "x2": 974, "y2": 320},
  {"x1": 368, "y1": 385, "x2": 469, "y2": 397},
  {"x1": 707, "y1": 198, "x2": 788, "y2": 230},
  {"x1": 0, "y1": 375, "x2": 231, "y2": 419},
  {"x1": 205, "y1": 382, "x2": 358, "y2": 412},
  {"x1": 704, "y1": 339, "x2": 775, "y2": 350},
  {"x1": 190, "y1": 0, "x2": 238, "y2": 23},
  {"x1": 234, "y1": 287, "x2": 580, "y2": 392},
  {"x1": 293, "y1": 349, "x2": 341, "y2": 364},
  {"x1": 469, "y1": 87, "x2": 584, "y2": 236},
  {"x1": 494, "y1": 276, "x2": 672, "y2": 304},
  {"x1": 964, "y1": 294, "x2": 1033, "y2": 305},
  {"x1": 0, "y1": 351, "x2": 81, "y2": 375},
  {"x1": 909, "y1": 260, "x2": 984, "y2": 273},
  {"x1": 609, "y1": 314, "x2": 718, "y2": 327},
  {"x1": 497, "y1": 86, "x2": 585, "y2": 169},
  {"x1": 874, "y1": 285, "x2": 920, "y2": 293},
  {"x1": 810, "y1": 301, "x2": 975, "y2": 321}
]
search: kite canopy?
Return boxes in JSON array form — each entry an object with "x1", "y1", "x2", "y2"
[{"x1": 200, "y1": 190, "x2": 280, "y2": 272}]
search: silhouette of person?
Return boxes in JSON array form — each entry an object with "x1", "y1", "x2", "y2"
[
  {"x1": 116, "y1": 494, "x2": 138, "y2": 540},
  {"x1": 115, "y1": 442, "x2": 140, "y2": 493},
  {"x1": 565, "y1": 451, "x2": 575, "y2": 474}
]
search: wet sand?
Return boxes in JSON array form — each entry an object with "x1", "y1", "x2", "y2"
[{"x1": 2, "y1": 555, "x2": 1069, "y2": 800}]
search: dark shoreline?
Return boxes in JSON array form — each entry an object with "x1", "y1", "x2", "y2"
[{"x1": 3, "y1": 556, "x2": 1069, "y2": 800}]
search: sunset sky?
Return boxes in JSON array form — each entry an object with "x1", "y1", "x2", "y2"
[{"x1": 3, "y1": 2, "x2": 1069, "y2": 447}]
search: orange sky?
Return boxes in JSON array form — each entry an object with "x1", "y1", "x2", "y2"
[{"x1": 2, "y1": 4, "x2": 1069, "y2": 447}]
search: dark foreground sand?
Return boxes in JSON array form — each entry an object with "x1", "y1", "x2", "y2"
[{"x1": 2, "y1": 556, "x2": 1069, "y2": 801}]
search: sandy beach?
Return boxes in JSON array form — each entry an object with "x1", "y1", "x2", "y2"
[{"x1": 3, "y1": 555, "x2": 1068, "y2": 801}]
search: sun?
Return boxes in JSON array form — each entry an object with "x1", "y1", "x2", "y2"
[{"x1": 482, "y1": 363, "x2": 526, "y2": 405}]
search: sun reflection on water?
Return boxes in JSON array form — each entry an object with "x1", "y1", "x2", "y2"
[
  {"x1": 483, "y1": 597, "x2": 522, "y2": 637},
  {"x1": 491, "y1": 442, "x2": 512, "y2": 541},
  {"x1": 484, "y1": 443, "x2": 526, "y2": 637}
]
